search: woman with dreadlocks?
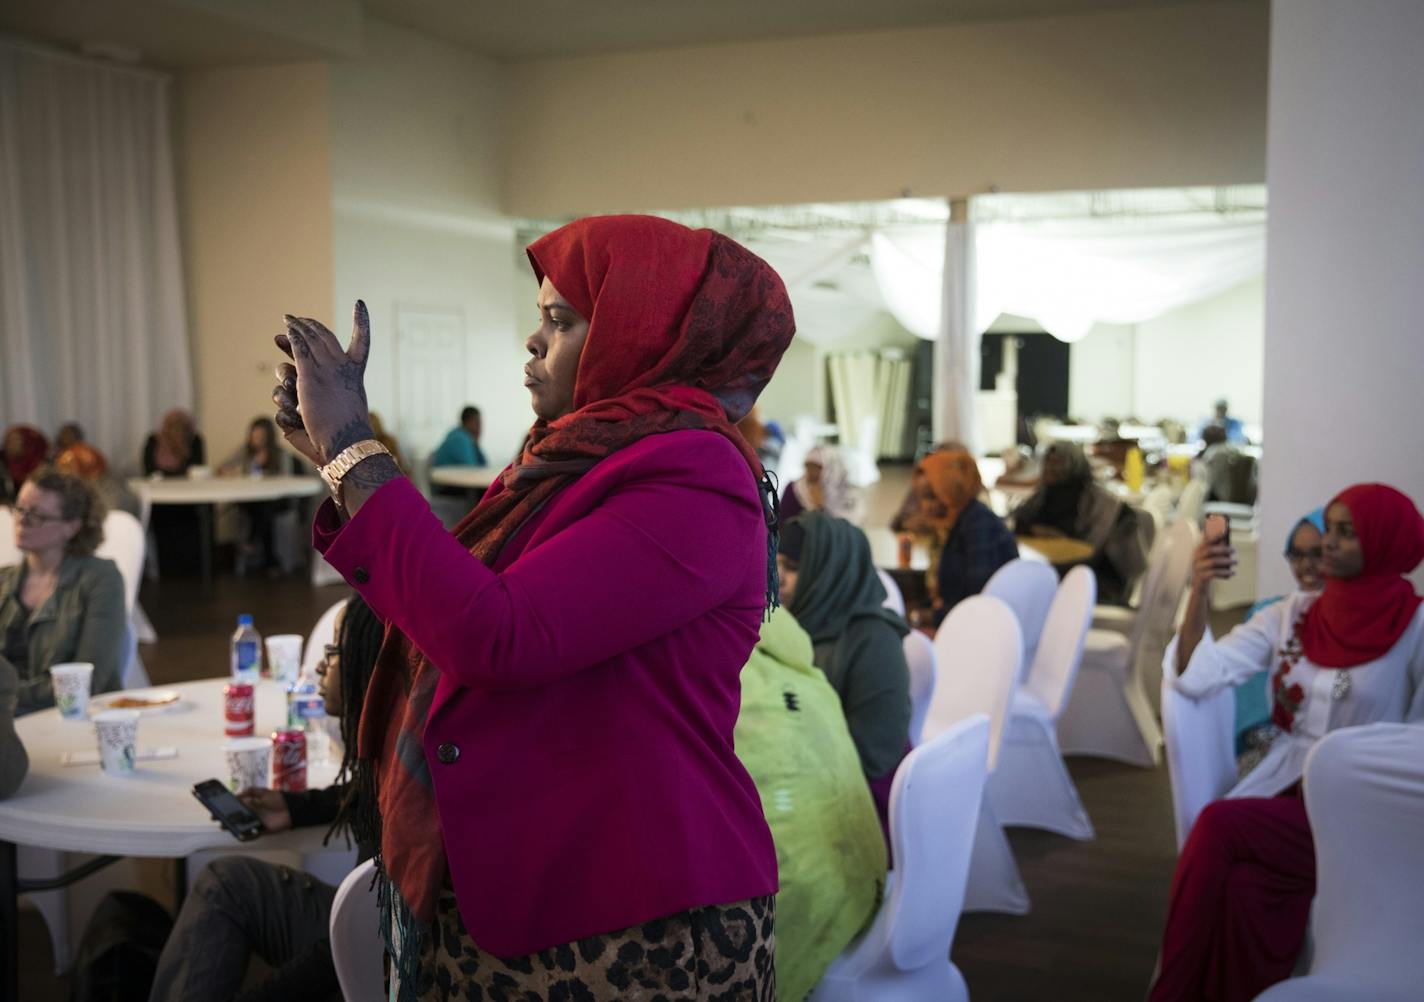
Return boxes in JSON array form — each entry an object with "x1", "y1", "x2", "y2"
[
  {"x1": 269, "y1": 215, "x2": 792, "y2": 1001},
  {"x1": 148, "y1": 595, "x2": 386, "y2": 1002}
]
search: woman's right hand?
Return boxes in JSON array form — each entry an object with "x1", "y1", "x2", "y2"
[{"x1": 1191, "y1": 537, "x2": 1236, "y2": 592}]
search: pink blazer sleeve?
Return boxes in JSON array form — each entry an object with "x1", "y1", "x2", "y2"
[{"x1": 314, "y1": 436, "x2": 763, "y2": 691}]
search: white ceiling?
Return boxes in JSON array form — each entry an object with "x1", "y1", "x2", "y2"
[{"x1": 0, "y1": 0, "x2": 1249, "y2": 68}]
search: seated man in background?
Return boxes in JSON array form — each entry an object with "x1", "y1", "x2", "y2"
[
  {"x1": 148, "y1": 596, "x2": 384, "y2": 1002},
  {"x1": 735, "y1": 605, "x2": 886, "y2": 1002},
  {"x1": 430, "y1": 405, "x2": 487, "y2": 468}
]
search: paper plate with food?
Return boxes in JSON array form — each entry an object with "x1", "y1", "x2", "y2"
[{"x1": 88, "y1": 689, "x2": 186, "y2": 716}]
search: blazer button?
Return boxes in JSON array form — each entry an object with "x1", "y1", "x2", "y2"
[
  {"x1": 353, "y1": 567, "x2": 370, "y2": 584},
  {"x1": 436, "y1": 742, "x2": 460, "y2": 764}
]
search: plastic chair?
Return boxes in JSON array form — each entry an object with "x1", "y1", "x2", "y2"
[
  {"x1": 988, "y1": 566, "x2": 1097, "y2": 840},
  {"x1": 922, "y1": 595, "x2": 1028, "y2": 914},
  {"x1": 809, "y1": 715, "x2": 989, "y2": 1002},
  {"x1": 983, "y1": 559, "x2": 1058, "y2": 683},
  {"x1": 1160, "y1": 657, "x2": 1236, "y2": 851},
  {"x1": 302, "y1": 598, "x2": 349, "y2": 678},
  {"x1": 1057, "y1": 519, "x2": 1197, "y2": 768},
  {"x1": 329, "y1": 858, "x2": 386, "y2": 1002},
  {"x1": 0, "y1": 506, "x2": 18, "y2": 567},
  {"x1": 877, "y1": 568, "x2": 906, "y2": 618},
  {"x1": 1255, "y1": 724, "x2": 1424, "y2": 1002},
  {"x1": 902, "y1": 630, "x2": 935, "y2": 746}
]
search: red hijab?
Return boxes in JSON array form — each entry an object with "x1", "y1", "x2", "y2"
[
  {"x1": 357, "y1": 215, "x2": 795, "y2": 963},
  {"x1": 3, "y1": 425, "x2": 49, "y2": 490},
  {"x1": 1299, "y1": 483, "x2": 1424, "y2": 668}
]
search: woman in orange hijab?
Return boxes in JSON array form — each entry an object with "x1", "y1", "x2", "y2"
[{"x1": 916, "y1": 446, "x2": 1018, "y2": 625}]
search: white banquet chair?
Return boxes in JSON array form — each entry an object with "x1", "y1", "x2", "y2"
[
  {"x1": 877, "y1": 568, "x2": 906, "y2": 618},
  {"x1": 1175, "y1": 477, "x2": 1208, "y2": 527},
  {"x1": 302, "y1": 598, "x2": 349, "y2": 678},
  {"x1": 95, "y1": 509, "x2": 149, "y2": 688},
  {"x1": 923, "y1": 595, "x2": 1027, "y2": 914},
  {"x1": 809, "y1": 715, "x2": 989, "y2": 1002},
  {"x1": 1057, "y1": 519, "x2": 1197, "y2": 768},
  {"x1": 1254, "y1": 724, "x2": 1424, "y2": 1002},
  {"x1": 988, "y1": 566, "x2": 1097, "y2": 840},
  {"x1": 984, "y1": 559, "x2": 1058, "y2": 683},
  {"x1": 330, "y1": 858, "x2": 387, "y2": 1002},
  {"x1": 1161, "y1": 654, "x2": 1237, "y2": 850},
  {"x1": 902, "y1": 630, "x2": 935, "y2": 747},
  {"x1": 0, "y1": 505, "x2": 18, "y2": 566}
]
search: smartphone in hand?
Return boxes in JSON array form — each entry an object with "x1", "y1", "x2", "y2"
[
  {"x1": 192, "y1": 779, "x2": 264, "y2": 842},
  {"x1": 1204, "y1": 513, "x2": 1231, "y2": 547}
]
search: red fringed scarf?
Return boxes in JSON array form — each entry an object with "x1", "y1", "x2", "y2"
[
  {"x1": 357, "y1": 216, "x2": 795, "y2": 961},
  {"x1": 1299, "y1": 483, "x2": 1424, "y2": 669}
]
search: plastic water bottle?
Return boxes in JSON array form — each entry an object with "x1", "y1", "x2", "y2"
[
  {"x1": 230, "y1": 614, "x2": 262, "y2": 683},
  {"x1": 286, "y1": 666, "x2": 329, "y2": 766}
]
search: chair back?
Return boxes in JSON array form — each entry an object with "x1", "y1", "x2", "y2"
[
  {"x1": 1141, "y1": 484, "x2": 1175, "y2": 536},
  {"x1": 1175, "y1": 477, "x2": 1208, "y2": 526},
  {"x1": 883, "y1": 715, "x2": 990, "y2": 972},
  {"x1": 983, "y1": 559, "x2": 1058, "y2": 681},
  {"x1": 303, "y1": 599, "x2": 349, "y2": 678},
  {"x1": 1129, "y1": 518, "x2": 1198, "y2": 705},
  {"x1": 924, "y1": 595, "x2": 1021, "y2": 771},
  {"x1": 903, "y1": 630, "x2": 936, "y2": 746},
  {"x1": 0, "y1": 507, "x2": 17, "y2": 567},
  {"x1": 877, "y1": 568, "x2": 906, "y2": 618},
  {"x1": 95, "y1": 510, "x2": 146, "y2": 615},
  {"x1": 1160, "y1": 664, "x2": 1237, "y2": 850},
  {"x1": 1023, "y1": 566, "x2": 1097, "y2": 718},
  {"x1": 329, "y1": 858, "x2": 385, "y2": 1002}
]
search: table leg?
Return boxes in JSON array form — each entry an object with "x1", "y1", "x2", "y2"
[
  {"x1": 1, "y1": 840, "x2": 16, "y2": 1002},
  {"x1": 198, "y1": 503, "x2": 214, "y2": 593}
]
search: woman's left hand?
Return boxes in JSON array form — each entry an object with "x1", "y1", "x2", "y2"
[{"x1": 271, "y1": 300, "x2": 373, "y2": 468}]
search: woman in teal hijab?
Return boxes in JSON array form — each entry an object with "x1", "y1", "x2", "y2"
[{"x1": 778, "y1": 512, "x2": 911, "y2": 830}]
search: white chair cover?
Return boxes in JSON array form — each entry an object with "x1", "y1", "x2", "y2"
[
  {"x1": 1161, "y1": 656, "x2": 1236, "y2": 851},
  {"x1": 923, "y1": 595, "x2": 1028, "y2": 914},
  {"x1": 95, "y1": 509, "x2": 149, "y2": 688},
  {"x1": 302, "y1": 598, "x2": 349, "y2": 678},
  {"x1": 1175, "y1": 477, "x2": 1208, "y2": 527},
  {"x1": 1254, "y1": 724, "x2": 1424, "y2": 1002},
  {"x1": 329, "y1": 857, "x2": 386, "y2": 1002},
  {"x1": 983, "y1": 559, "x2": 1059, "y2": 683},
  {"x1": 877, "y1": 568, "x2": 906, "y2": 618},
  {"x1": 1058, "y1": 519, "x2": 1197, "y2": 767},
  {"x1": 989, "y1": 566, "x2": 1097, "y2": 840},
  {"x1": 0, "y1": 505, "x2": 18, "y2": 566},
  {"x1": 902, "y1": 630, "x2": 935, "y2": 747},
  {"x1": 809, "y1": 715, "x2": 989, "y2": 1002}
]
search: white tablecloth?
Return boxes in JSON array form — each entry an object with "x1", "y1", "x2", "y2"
[
  {"x1": 128, "y1": 475, "x2": 324, "y2": 506},
  {"x1": 0, "y1": 678, "x2": 339, "y2": 857},
  {"x1": 428, "y1": 467, "x2": 497, "y2": 490}
]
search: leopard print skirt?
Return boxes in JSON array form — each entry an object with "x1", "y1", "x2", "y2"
[{"x1": 402, "y1": 888, "x2": 775, "y2": 1001}]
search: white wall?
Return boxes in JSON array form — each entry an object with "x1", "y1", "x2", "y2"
[
  {"x1": 1068, "y1": 323, "x2": 1136, "y2": 422},
  {"x1": 329, "y1": 20, "x2": 526, "y2": 468},
  {"x1": 1133, "y1": 276, "x2": 1264, "y2": 426},
  {"x1": 1260, "y1": 0, "x2": 1424, "y2": 596}
]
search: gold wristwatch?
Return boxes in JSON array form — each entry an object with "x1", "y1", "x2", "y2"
[{"x1": 318, "y1": 439, "x2": 392, "y2": 497}]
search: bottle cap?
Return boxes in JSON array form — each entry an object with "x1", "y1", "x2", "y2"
[{"x1": 238, "y1": 614, "x2": 254, "y2": 627}]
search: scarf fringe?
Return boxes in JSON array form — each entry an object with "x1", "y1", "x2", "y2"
[{"x1": 372, "y1": 857, "x2": 429, "y2": 1002}]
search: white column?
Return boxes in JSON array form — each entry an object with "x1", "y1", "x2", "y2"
[
  {"x1": 1260, "y1": 0, "x2": 1424, "y2": 596},
  {"x1": 934, "y1": 197, "x2": 982, "y2": 453}
]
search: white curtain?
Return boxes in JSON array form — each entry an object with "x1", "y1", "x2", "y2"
[{"x1": 0, "y1": 41, "x2": 192, "y2": 469}]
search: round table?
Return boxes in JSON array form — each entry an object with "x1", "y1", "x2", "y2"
[
  {"x1": 128, "y1": 475, "x2": 324, "y2": 588},
  {"x1": 428, "y1": 466, "x2": 497, "y2": 491},
  {"x1": 0, "y1": 679, "x2": 342, "y2": 999},
  {"x1": 1016, "y1": 535, "x2": 1095, "y2": 569}
]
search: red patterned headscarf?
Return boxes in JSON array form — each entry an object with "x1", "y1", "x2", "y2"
[
  {"x1": 356, "y1": 215, "x2": 795, "y2": 983},
  {"x1": 3, "y1": 425, "x2": 49, "y2": 492},
  {"x1": 1299, "y1": 483, "x2": 1424, "y2": 668}
]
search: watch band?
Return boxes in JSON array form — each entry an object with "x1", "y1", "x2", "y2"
[{"x1": 318, "y1": 439, "x2": 392, "y2": 495}]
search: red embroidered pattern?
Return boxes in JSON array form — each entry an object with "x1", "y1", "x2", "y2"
[{"x1": 1271, "y1": 615, "x2": 1307, "y2": 733}]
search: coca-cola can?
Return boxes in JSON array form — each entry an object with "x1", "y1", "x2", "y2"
[
  {"x1": 271, "y1": 728, "x2": 307, "y2": 792},
  {"x1": 223, "y1": 683, "x2": 255, "y2": 738}
]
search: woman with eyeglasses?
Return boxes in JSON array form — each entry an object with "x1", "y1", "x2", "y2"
[{"x1": 0, "y1": 466, "x2": 125, "y2": 714}]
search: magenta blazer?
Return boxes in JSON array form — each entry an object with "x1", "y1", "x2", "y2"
[{"x1": 315, "y1": 429, "x2": 778, "y2": 955}]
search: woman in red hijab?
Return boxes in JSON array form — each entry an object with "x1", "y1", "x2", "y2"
[
  {"x1": 271, "y1": 216, "x2": 793, "y2": 1000},
  {"x1": 2, "y1": 425, "x2": 49, "y2": 503},
  {"x1": 1152, "y1": 482, "x2": 1424, "y2": 1001}
]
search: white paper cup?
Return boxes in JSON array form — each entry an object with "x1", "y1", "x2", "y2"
[
  {"x1": 224, "y1": 736, "x2": 272, "y2": 792},
  {"x1": 50, "y1": 662, "x2": 95, "y2": 720},
  {"x1": 265, "y1": 635, "x2": 304, "y2": 685},
  {"x1": 94, "y1": 710, "x2": 140, "y2": 775}
]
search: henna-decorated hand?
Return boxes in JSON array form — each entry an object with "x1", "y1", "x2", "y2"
[{"x1": 271, "y1": 301, "x2": 373, "y2": 468}]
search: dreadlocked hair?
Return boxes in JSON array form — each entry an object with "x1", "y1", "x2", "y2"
[{"x1": 325, "y1": 594, "x2": 387, "y2": 856}]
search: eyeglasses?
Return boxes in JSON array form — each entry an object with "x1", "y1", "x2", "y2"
[
  {"x1": 10, "y1": 506, "x2": 68, "y2": 526},
  {"x1": 1287, "y1": 548, "x2": 1323, "y2": 562},
  {"x1": 323, "y1": 644, "x2": 341, "y2": 664}
]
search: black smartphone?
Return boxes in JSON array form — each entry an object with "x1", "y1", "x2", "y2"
[{"x1": 192, "y1": 779, "x2": 264, "y2": 842}]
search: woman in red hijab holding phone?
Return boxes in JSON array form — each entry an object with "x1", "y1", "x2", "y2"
[
  {"x1": 1151, "y1": 482, "x2": 1424, "y2": 1002},
  {"x1": 271, "y1": 216, "x2": 792, "y2": 1001}
]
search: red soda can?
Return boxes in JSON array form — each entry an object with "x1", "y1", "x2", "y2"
[
  {"x1": 223, "y1": 683, "x2": 255, "y2": 737},
  {"x1": 271, "y1": 729, "x2": 307, "y2": 792}
]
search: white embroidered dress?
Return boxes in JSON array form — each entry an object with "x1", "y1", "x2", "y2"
[{"x1": 1165, "y1": 593, "x2": 1424, "y2": 799}]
